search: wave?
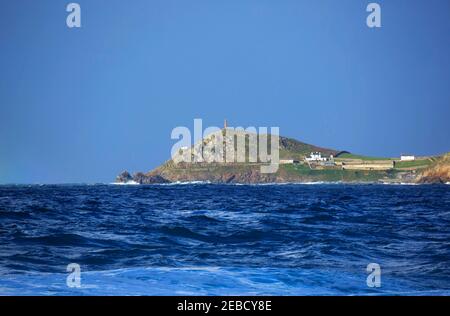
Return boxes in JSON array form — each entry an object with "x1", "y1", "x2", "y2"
[
  {"x1": 163, "y1": 181, "x2": 212, "y2": 185},
  {"x1": 381, "y1": 182, "x2": 419, "y2": 186},
  {"x1": 2, "y1": 184, "x2": 448, "y2": 295},
  {"x1": 110, "y1": 181, "x2": 213, "y2": 186},
  {"x1": 158, "y1": 181, "x2": 431, "y2": 186},
  {"x1": 110, "y1": 181, "x2": 139, "y2": 185},
  {"x1": 206, "y1": 181, "x2": 424, "y2": 186},
  {"x1": 2, "y1": 266, "x2": 448, "y2": 296},
  {"x1": 9, "y1": 181, "x2": 437, "y2": 187}
]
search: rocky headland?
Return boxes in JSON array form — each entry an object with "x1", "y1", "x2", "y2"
[{"x1": 116, "y1": 130, "x2": 449, "y2": 185}]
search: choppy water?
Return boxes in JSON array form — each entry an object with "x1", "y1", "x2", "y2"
[{"x1": 0, "y1": 183, "x2": 449, "y2": 295}]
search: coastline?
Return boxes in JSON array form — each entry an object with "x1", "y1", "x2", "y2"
[
  {"x1": 110, "y1": 180, "x2": 446, "y2": 186},
  {"x1": 116, "y1": 150, "x2": 450, "y2": 186}
]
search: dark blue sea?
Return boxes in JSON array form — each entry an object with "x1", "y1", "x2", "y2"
[{"x1": 0, "y1": 183, "x2": 449, "y2": 295}]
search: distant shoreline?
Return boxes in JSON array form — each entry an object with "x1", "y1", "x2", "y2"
[{"x1": 116, "y1": 130, "x2": 450, "y2": 185}]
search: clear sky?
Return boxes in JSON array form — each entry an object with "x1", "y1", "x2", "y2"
[{"x1": 1, "y1": 0, "x2": 449, "y2": 183}]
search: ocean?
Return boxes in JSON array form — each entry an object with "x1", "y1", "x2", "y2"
[{"x1": 0, "y1": 183, "x2": 449, "y2": 295}]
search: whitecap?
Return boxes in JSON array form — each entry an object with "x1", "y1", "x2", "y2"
[{"x1": 110, "y1": 181, "x2": 139, "y2": 185}]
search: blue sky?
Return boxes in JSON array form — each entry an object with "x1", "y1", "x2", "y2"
[{"x1": 0, "y1": 0, "x2": 449, "y2": 183}]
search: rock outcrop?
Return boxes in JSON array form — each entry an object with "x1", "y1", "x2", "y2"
[
  {"x1": 416, "y1": 153, "x2": 450, "y2": 184},
  {"x1": 116, "y1": 129, "x2": 343, "y2": 184},
  {"x1": 132, "y1": 172, "x2": 170, "y2": 184},
  {"x1": 115, "y1": 170, "x2": 169, "y2": 184},
  {"x1": 115, "y1": 171, "x2": 133, "y2": 183}
]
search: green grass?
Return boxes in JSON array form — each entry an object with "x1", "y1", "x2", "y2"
[
  {"x1": 335, "y1": 153, "x2": 390, "y2": 160},
  {"x1": 394, "y1": 159, "x2": 432, "y2": 169},
  {"x1": 282, "y1": 164, "x2": 397, "y2": 182}
]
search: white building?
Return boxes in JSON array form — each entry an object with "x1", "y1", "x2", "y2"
[
  {"x1": 400, "y1": 155, "x2": 415, "y2": 161},
  {"x1": 305, "y1": 152, "x2": 328, "y2": 162}
]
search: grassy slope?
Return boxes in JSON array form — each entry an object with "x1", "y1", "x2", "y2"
[
  {"x1": 237, "y1": 134, "x2": 340, "y2": 161},
  {"x1": 279, "y1": 136, "x2": 339, "y2": 159},
  {"x1": 335, "y1": 153, "x2": 390, "y2": 160},
  {"x1": 280, "y1": 164, "x2": 398, "y2": 182},
  {"x1": 394, "y1": 159, "x2": 434, "y2": 169}
]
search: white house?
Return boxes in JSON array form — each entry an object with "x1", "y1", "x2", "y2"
[
  {"x1": 400, "y1": 155, "x2": 415, "y2": 161},
  {"x1": 305, "y1": 152, "x2": 328, "y2": 162}
]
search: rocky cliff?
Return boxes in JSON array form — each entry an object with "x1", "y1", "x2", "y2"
[{"x1": 415, "y1": 153, "x2": 450, "y2": 184}]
